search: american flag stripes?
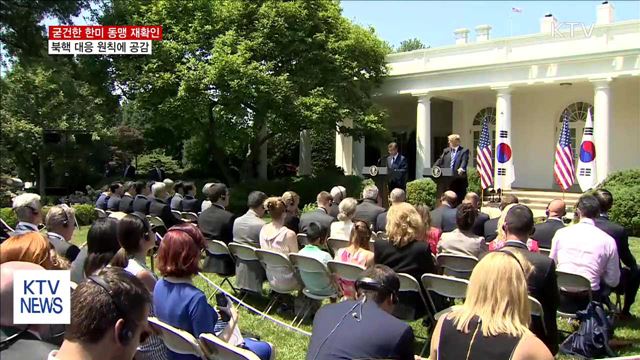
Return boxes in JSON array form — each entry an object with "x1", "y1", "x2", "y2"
[
  {"x1": 476, "y1": 117, "x2": 493, "y2": 189},
  {"x1": 554, "y1": 115, "x2": 576, "y2": 190}
]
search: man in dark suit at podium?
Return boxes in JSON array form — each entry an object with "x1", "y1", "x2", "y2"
[
  {"x1": 433, "y1": 134, "x2": 469, "y2": 202},
  {"x1": 382, "y1": 142, "x2": 408, "y2": 191}
]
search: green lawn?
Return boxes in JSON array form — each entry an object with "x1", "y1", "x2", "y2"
[{"x1": 71, "y1": 228, "x2": 639, "y2": 359}]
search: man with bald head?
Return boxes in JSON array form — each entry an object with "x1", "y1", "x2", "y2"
[
  {"x1": 462, "y1": 192, "x2": 489, "y2": 237},
  {"x1": 532, "y1": 199, "x2": 566, "y2": 249},
  {"x1": 430, "y1": 191, "x2": 458, "y2": 232},
  {"x1": 1, "y1": 262, "x2": 58, "y2": 357},
  {"x1": 375, "y1": 188, "x2": 406, "y2": 232}
]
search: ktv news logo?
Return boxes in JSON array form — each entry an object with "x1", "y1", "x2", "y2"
[{"x1": 13, "y1": 270, "x2": 70, "y2": 324}]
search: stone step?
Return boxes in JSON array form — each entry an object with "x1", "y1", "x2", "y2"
[{"x1": 481, "y1": 188, "x2": 579, "y2": 219}]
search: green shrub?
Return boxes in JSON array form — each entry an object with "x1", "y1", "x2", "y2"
[
  {"x1": 599, "y1": 169, "x2": 640, "y2": 236},
  {"x1": 601, "y1": 168, "x2": 640, "y2": 190},
  {"x1": 302, "y1": 202, "x2": 318, "y2": 213},
  {"x1": 0, "y1": 208, "x2": 17, "y2": 228},
  {"x1": 406, "y1": 178, "x2": 437, "y2": 208},
  {"x1": 73, "y1": 204, "x2": 97, "y2": 226},
  {"x1": 137, "y1": 149, "x2": 182, "y2": 177},
  {"x1": 466, "y1": 168, "x2": 482, "y2": 196}
]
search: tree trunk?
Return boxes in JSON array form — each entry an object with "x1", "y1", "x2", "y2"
[
  {"x1": 38, "y1": 155, "x2": 46, "y2": 198},
  {"x1": 207, "y1": 104, "x2": 232, "y2": 184}
]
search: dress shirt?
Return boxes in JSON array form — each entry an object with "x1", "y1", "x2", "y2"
[{"x1": 550, "y1": 218, "x2": 620, "y2": 290}]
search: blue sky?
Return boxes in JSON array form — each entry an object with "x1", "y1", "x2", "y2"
[{"x1": 340, "y1": 1, "x2": 640, "y2": 48}]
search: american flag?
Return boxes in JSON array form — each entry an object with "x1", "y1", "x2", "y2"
[
  {"x1": 476, "y1": 117, "x2": 493, "y2": 189},
  {"x1": 554, "y1": 115, "x2": 575, "y2": 190}
]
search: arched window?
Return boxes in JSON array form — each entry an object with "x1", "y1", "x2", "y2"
[
  {"x1": 471, "y1": 107, "x2": 496, "y2": 167},
  {"x1": 557, "y1": 102, "x2": 594, "y2": 162}
]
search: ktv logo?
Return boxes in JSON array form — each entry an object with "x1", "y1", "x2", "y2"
[{"x1": 13, "y1": 270, "x2": 70, "y2": 324}]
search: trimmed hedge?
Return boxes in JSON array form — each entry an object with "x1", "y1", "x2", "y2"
[
  {"x1": 0, "y1": 204, "x2": 97, "y2": 228},
  {"x1": 406, "y1": 178, "x2": 437, "y2": 209},
  {"x1": 599, "y1": 169, "x2": 640, "y2": 236}
]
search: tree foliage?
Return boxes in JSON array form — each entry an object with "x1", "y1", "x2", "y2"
[
  {"x1": 102, "y1": 0, "x2": 390, "y2": 182},
  {"x1": 396, "y1": 37, "x2": 428, "y2": 52}
]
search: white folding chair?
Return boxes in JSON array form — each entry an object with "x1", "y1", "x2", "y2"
[
  {"x1": 557, "y1": 271, "x2": 592, "y2": 319},
  {"x1": 528, "y1": 296, "x2": 547, "y2": 335},
  {"x1": 94, "y1": 208, "x2": 107, "y2": 218},
  {"x1": 108, "y1": 211, "x2": 128, "y2": 221},
  {"x1": 395, "y1": 273, "x2": 430, "y2": 320},
  {"x1": 539, "y1": 247, "x2": 551, "y2": 257},
  {"x1": 289, "y1": 253, "x2": 339, "y2": 325},
  {"x1": 436, "y1": 254, "x2": 478, "y2": 280},
  {"x1": 1, "y1": 218, "x2": 15, "y2": 232},
  {"x1": 421, "y1": 273, "x2": 469, "y2": 320},
  {"x1": 254, "y1": 249, "x2": 302, "y2": 315},
  {"x1": 148, "y1": 317, "x2": 206, "y2": 359},
  {"x1": 327, "y1": 260, "x2": 365, "y2": 299},
  {"x1": 181, "y1": 212, "x2": 199, "y2": 222},
  {"x1": 228, "y1": 243, "x2": 264, "y2": 296},
  {"x1": 296, "y1": 233, "x2": 308, "y2": 247},
  {"x1": 327, "y1": 238, "x2": 349, "y2": 256},
  {"x1": 147, "y1": 215, "x2": 167, "y2": 232},
  {"x1": 204, "y1": 240, "x2": 237, "y2": 293},
  {"x1": 171, "y1": 209, "x2": 182, "y2": 220},
  {"x1": 199, "y1": 333, "x2": 270, "y2": 360}
]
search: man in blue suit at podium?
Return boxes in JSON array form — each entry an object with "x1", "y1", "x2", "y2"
[{"x1": 383, "y1": 142, "x2": 408, "y2": 191}]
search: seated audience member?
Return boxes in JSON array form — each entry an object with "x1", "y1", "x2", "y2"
[
  {"x1": 532, "y1": 199, "x2": 565, "y2": 249},
  {"x1": 71, "y1": 217, "x2": 120, "y2": 283},
  {"x1": 490, "y1": 204, "x2": 539, "y2": 252},
  {"x1": 375, "y1": 188, "x2": 405, "y2": 232},
  {"x1": 282, "y1": 191, "x2": 301, "y2": 233},
  {"x1": 334, "y1": 220, "x2": 375, "y2": 298},
  {"x1": 430, "y1": 191, "x2": 458, "y2": 232},
  {"x1": 110, "y1": 214, "x2": 167, "y2": 360},
  {"x1": 463, "y1": 192, "x2": 489, "y2": 237},
  {"x1": 149, "y1": 181, "x2": 183, "y2": 231},
  {"x1": 198, "y1": 183, "x2": 235, "y2": 243},
  {"x1": 149, "y1": 162, "x2": 166, "y2": 181},
  {"x1": 232, "y1": 191, "x2": 268, "y2": 293},
  {"x1": 170, "y1": 180, "x2": 184, "y2": 211},
  {"x1": 484, "y1": 194, "x2": 519, "y2": 241},
  {"x1": 438, "y1": 203, "x2": 487, "y2": 258},
  {"x1": 375, "y1": 202, "x2": 436, "y2": 318},
  {"x1": 414, "y1": 204, "x2": 442, "y2": 254},
  {"x1": 307, "y1": 265, "x2": 416, "y2": 360},
  {"x1": 119, "y1": 181, "x2": 138, "y2": 213},
  {"x1": 133, "y1": 181, "x2": 154, "y2": 215},
  {"x1": 106, "y1": 182, "x2": 124, "y2": 211},
  {"x1": 95, "y1": 186, "x2": 110, "y2": 211},
  {"x1": 163, "y1": 178, "x2": 175, "y2": 202},
  {"x1": 180, "y1": 182, "x2": 200, "y2": 213},
  {"x1": 0, "y1": 262, "x2": 58, "y2": 358},
  {"x1": 200, "y1": 183, "x2": 214, "y2": 212},
  {"x1": 354, "y1": 185, "x2": 386, "y2": 228},
  {"x1": 154, "y1": 224, "x2": 272, "y2": 360},
  {"x1": 330, "y1": 197, "x2": 357, "y2": 240},
  {"x1": 11, "y1": 193, "x2": 43, "y2": 234},
  {"x1": 550, "y1": 194, "x2": 620, "y2": 299},
  {"x1": 50, "y1": 267, "x2": 152, "y2": 360},
  {"x1": 428, "y1": 252, "x2": 553, "y2": 360},
  {"x1": 328, "y1": 185, "x2": 347, "y2": 218},
  {"x1": 0, "y1": 232, "x2": 68, "y2": 269},
  {"x1": 300, "y1": 191, "x2": 335, "y2": 235},
  {"x1": 594, "y1": 189, "x2": 639, "y2": 319},
  {"x1": 260, "y1": 197, "x2": 300, "y2": 290},
  {"x1": 501, "y1": 205, "x2": 559, "y2": 354},
  {"x1": 45, "y1": 204, "x2": 81, "y2": 262},
  {"x1": 298, "y1": 222, "x2": 334, "y2": 295}
]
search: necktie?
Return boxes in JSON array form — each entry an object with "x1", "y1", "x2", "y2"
[{"x1": 450, "y1": 149, "x2": 456, "y2": 169}]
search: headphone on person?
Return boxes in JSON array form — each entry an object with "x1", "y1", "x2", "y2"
[
  {"x1": 354, "y1": 276, "x2": 399, "y2": 305},
  {"x1": 501, "y1": 204, "x2": 535, "y2": 236},
  {"x1": 87, "y1": 275, "x2": 135, "y2": 344}
]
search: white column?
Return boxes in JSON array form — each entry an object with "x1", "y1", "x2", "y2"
[
  {"x1": 298, "y1": 130, "x2": 312, "y2": 176},
  {"x1": 258, "y1": 126, "x2": 268, "y2": 180},
  {"x1": 335, "y1": 118, "x2": 353, "y2": 175},
  {"x1": 592, "y1": 79, "x2": 611, "y2": 184},
  {"x1": 494, "y1": 86, "x2": 514, "y2": 189},
  {"x1": 495, "y1": 87, "x2": 512, "y2": 130},
  {"x1": 415, "y1": 94, "x2": 431, "y2": 179},
  {"x1": 353, "y1": 137, "x2": 365, "y2": 175}
]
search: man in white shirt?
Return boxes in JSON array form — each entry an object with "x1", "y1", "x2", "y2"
[
  {"x1": 11, "y1": 193, "x2": 42, "y2": 234},
  {"x1": 550, "y1": 194, "x2": 620, "y2": 299}
]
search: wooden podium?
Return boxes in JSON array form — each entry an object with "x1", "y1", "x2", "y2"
[
  {"x1": 362, "y1": 165, "x2": 389, "y2": 208},
  {"x1": 423, "y1": 166, "x2": 456, "y2": 201}
]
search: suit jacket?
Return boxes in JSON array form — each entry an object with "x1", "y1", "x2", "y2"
[
  {"x1": 437, "y1": 229, "x2": 487, "y2": 258},
  {"x1": 106, "y1": 195, "x2": 121, "y2": 212},
  {"x1": 354, "y1": 199, "x2": 386, "y2": 228},
  {"x1": 95, "y1": 193, "x2": 109, "y2": 210},
  {"x1": 595, "y1": 215, "x2": 636, "y2": 270},
  {"x1": 0, "y1": 327, "x2": 58, "y2": 360},
  {"x1": 374, "y1": 239, "x2": 436, "y2": 290},
  {"x1": 284, "y1": 213, "x2": 300, "y2": 234},
  {"x1": 383, "y1": 154, "x2": 408, "y2": 190},
  {"x1": 503, "y1": 241, "x2": 559, "y2": 354},
  {"x1": 471, "y1": 211, "x2": 489, "y2": 237},
  {"x1": 299, "y1": 208, "x2": 335, "y2": 235},
  {"x1": 149, "y1": 197, "x2": 183, "y2": 229},
  {"x1": 433, "y1": 146, "x2": 470, "y2": 175},
  {"x1": 483, "y1": 217, "x2": 499, "y2": 242},
  {"x1": 375, "y1": 211, "x2": 388, "y2": 232},
  {"x1": 181, "y1": 195, "x2": 200, "y2": 214},
  {"x1": 148, "y1": 167, "x2": 165, "y2": 181},
  {"x1": 430, "y1": 205, "x2": 457, "y2": 232},
  {"x1": 124, "y1": 164, "x2": 136, "y2": 179},
  {"x1": 328, "y1": 202, "x2": 339, "y2": 219},
  {"x1": 132, "y1": 195, "x2": 151, "y2": 215},
  {"x1": 118, "y1": 194, "x2": 135, "y2": 213},
  {"x1": 233, "y1": 209, "x2": 265, "y2": 247},
  {"x1": 198, "y1": 204, "x2": 236, "y2": 243},
  {"x1": 532, "y1": 219, "x2": 565, "y2": 249}
]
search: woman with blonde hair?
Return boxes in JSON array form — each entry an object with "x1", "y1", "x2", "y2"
[
  {"x1": 260, "y1": 197, "x2": 299, "y2": 290},
  {"x1": 414, "y1": 203, "x2": 442, "y2": 254},
  {"x1": 334, "y1": 219, "x2": 375, "y2": 298},
  {"x1": 490, "y1": 204, "x2": 539, "y2": 252},
  {"x1": 330, "y1": 197, "x2": 357, "y2": 240},
  {"x1": 374, "y1": 202, "x2": 435, "y2": 317},
  {"x1": 282, "y1": 191, "x2": 301, "y2": 233},
  {"x1": 429, "y1": 251, "x2": 552, "y2": 360},
  {"x1": 0, "y1": 232, "x2": 69, "y2": 269}
]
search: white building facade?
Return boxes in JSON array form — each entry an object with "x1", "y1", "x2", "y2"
[{"x1": 336, "y1": 2, "x2": 639, "y2": 191}]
